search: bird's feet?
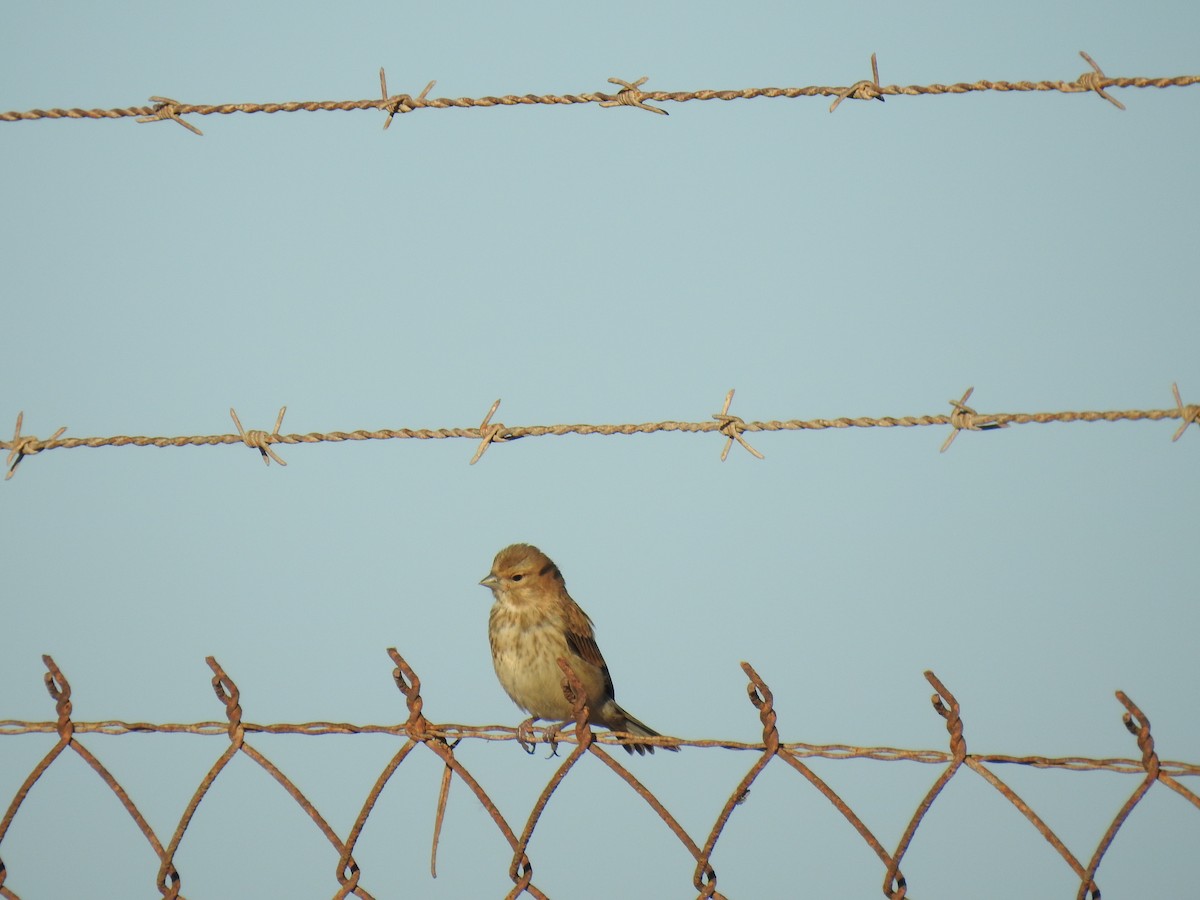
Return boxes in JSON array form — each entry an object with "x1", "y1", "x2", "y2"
[
  {"x1": 516, "y1": 716, "x2": 538, "y2": 755},
  {"x1": 542, "y1": 721, "x2": 568, "y2": 758}
]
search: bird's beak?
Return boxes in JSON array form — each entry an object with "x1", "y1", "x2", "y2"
[{"x1": 479, "y1": 574, "x2": 499, "y2": 589}]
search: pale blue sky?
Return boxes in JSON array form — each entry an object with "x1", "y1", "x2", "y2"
[{"x1": 2, "y1": 1, "x2": 1198, "y2": 897}]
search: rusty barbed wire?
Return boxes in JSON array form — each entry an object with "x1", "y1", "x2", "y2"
[
  {"x1": 3, "y1": 52, "x2": 1197, "y2": 135},
  {"x1": 1, "y1": 654, "x2": 1196, "y2": 899},
  {"x1": 1, "y1": 384, "x2": 1197, "y2": 481}
]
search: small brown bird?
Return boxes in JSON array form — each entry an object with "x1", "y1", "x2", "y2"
[{"x1": 480, "y1": 543, "x2": 676, "y2": 755}]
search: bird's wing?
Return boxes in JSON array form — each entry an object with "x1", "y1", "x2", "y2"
[{"x1": 561, "y1": 599, "x2": 616, "y2": 700}]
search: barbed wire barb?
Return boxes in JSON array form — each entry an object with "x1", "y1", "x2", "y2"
[
  {"x1": 939, "y1": 386, "x2": 1006, "y2": 452},
  {"x1": 1076, "y1": 51, "x2": 1127, "y2": 110},
  {"x1": 713, "y1": 389, "x2": 764, "y2": 461},
  {"x1": 229, "y1": 406, "x2": 288, "y2": 466},
  {"x1": 470, "y1": 398, "x2": 515, "y2": 464},
  {"x1": 378, "y1": 68, "x2": 436, "y2": 129},
  {"x1": 829, "y1": 52, "x2": 886, "y2": 112},
  {"x1": 1170, "y1": 382, "x2": 1198, "y2": 442},
  {"x1": 599, "y1": 76, "x2": 668, "y2": 115},
  {"x1": 4, "y1": 412, "x2": 67, "y2": 480},
  {"x1": 135, "y1": 96, "x2": 204, "y2": 135}
]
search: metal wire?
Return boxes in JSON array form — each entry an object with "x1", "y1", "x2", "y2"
[
  {"x1": 2, "y1": 53, "x2": 1196, "y2": 135},
  {"x1": 1, "y1": 652, "x2": 1195, "y2": 899},
  {"x1": 2, "y1": 384, "x2": 1197, "y2": 481}
]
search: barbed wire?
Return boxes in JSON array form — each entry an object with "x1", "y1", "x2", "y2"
[
  {"x1": 3, "y1": 52, "x2": 1197, "y2": 136},
  {"x1": 2, "y1": 385, "x2": 1197, "y2": 481},
  {"x1": 1, "y1": 653, "x2": 1196, "y2": 899}
]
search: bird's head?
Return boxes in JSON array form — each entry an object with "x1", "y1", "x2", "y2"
[{"x1": 480, "y1": 543, "x2": 564, "y2": 600}]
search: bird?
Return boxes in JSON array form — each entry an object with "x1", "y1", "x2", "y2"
[{"x1": 480, "y1": 543, "x2": 677, "y2": 755}]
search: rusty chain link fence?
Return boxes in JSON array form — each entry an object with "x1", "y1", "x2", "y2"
[{"x1": 2, "y1": 652, "x2": 1196, "y2": 899}]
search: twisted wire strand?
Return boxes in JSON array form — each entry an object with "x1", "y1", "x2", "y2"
[{"x1": 4, "y1": 53, "x2": 1197, "y2": 133}]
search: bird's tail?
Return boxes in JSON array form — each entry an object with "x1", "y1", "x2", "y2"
[{"x1": 613, "y1": 705, "x2": 679, "y2": 756}]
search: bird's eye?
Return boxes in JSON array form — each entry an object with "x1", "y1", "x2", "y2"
[{"x1": 511, "y1": 574, "x2": 524, "y2": 582}]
